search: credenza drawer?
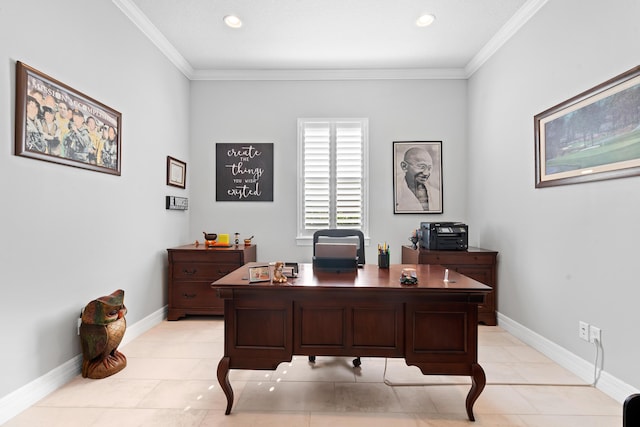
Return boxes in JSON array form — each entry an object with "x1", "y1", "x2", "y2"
[
  {"x1": 167, "y1": 244, "x2": 257, "y2": 320},
  {"x1": 171, "y1": 251, "x2": 243, "y2": 264},
  {"x1": 172, "y1": 262, "x2": 240, "y2": 280},
  {"x1": 170, "y1": 282, "x2": 222, "y2": 309},
  {"x1": 420, "y1": 253, "x2": 495, "y2": 265}
]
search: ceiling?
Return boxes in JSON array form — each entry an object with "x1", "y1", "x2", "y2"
[{"x1": 114, "y1": 0, "x2": 545, "y2": 80}]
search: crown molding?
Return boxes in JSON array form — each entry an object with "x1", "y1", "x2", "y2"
[
  {"x1": 112, "y1": 0, "x2": 194, "y2": 78},
  {"x1": 464, "y1": 0, "x2": 549, "y2": 78},
  {"x1": 114, "y1": 0, "x2": 545, "y2": 81},
  {"x1": 190, "y1": 67, "x2": 467, "y2": 81}
]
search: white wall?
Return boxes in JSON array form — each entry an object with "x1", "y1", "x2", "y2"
[
  {"x1": 468, "y1": 0, "x2": 640, "y2": 391},
  {"x1": 188, "y1": 79, "x2": 469, "y2": 264},
  {"x1": 0, "y1": 0, "x2": 190, "y2": 400}
]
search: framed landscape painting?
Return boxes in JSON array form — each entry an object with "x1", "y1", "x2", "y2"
[{"x1": 535, "y1": 65, "x2": 640, "y2": 188}]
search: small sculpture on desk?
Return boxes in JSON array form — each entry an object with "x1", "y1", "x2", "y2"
[
  {"x1": 79, "y1": 289, "x2": 127, "y2": 379},
  {"x1": 409, "y1": 229, "x2": 420, "y2": 249},
  {"x1": 203, "y1": 232, "x2": 218, "y2": 247},
  {"x1": 400, "y1": 268, "x2": 418, "y2": 285},
  {"x1": 272, "y1": 261, "x2": 288, "y2": 283}
]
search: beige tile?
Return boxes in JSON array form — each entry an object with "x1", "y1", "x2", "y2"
[
  {"x1": 116, "y1": 357, "x2": 202, "y2": 380},
  {"x1": 473, "y1": 385, "x2": 538, "y2": 415},
  {"x1": 503, "y1": 345, "x2": 554, "y2": 363},
  {"x1": 135, "y1": 379, "x2": 241, "y2": 410},
  {"x1": 334, "y1": 382, "x2": 404, "y2": 412},
  {"x1": 515, "y1": 385, "x2": 622, "y2": 416},
  {"x1": 511, "y1": 363, "x2": 585, "y2": 385},
  {"x1": 122, "y1": 338, "x2": 221, "y2": 359},
  {"x1": 416, "y1": 412, "x2": 527, "y2": 426},
  {"x1": 311, "y1": 411, "x2": 419, "y2": 427},
  {"x1": 483, "y1": 362, "x2": 528, "y2": 383},
  {"x1": 518, "y1": 414, "x2": 622, "y2": 426},
  {"x1": 235, "y1": 380, "x2": 336, "y2": 412},
  {"x1": 90, "y1": 408, "x2": 208, "y2": 427},
  {"x1": 35, "y1": 376, "x2": 159, "y2": 407},
  {"x1": 390, "y1": 386, "x2": 439, "y2": 413},
  {"x1": 5, "y1": 320, "x2": 627, "y2": 427},
  {"x1": 2, "y1": 407, "x2": 107, "y2": 427},
  {"x1": 200, "y1": 410, "x2": 311, "y2": 426}
]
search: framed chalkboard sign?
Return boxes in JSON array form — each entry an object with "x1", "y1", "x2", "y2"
[{"x1": 216, "y1": 143, "x2": 274, "y2": 201}]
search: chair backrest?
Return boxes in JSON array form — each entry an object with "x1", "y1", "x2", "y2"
[
  {"x1": 624, "y1": 393, "x2": 640, "y2": 427},
  {"x1": 313, "y1": 229, "x2": 365, "y2": 266}
]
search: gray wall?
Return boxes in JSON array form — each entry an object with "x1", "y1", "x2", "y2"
[
  {"x1": 0, "y1": 0, "x2": 190, "y2": 400},
  {"x1": 188, "y1": 79, "x2": 468, "y2": 263},
  {"x1": 468, "y1": 0, "x2": 640, "y2": 390}
]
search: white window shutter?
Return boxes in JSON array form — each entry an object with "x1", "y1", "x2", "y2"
[{"x1": 298, "y1": 118, "x2": 368, "y2": 239}]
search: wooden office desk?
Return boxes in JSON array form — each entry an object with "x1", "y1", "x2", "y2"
[{"x1": 213, "y1": 263, "x2": 491, "y2": 421}]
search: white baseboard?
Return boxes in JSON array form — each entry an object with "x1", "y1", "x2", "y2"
[
  {"x1": 497, "y1": 312, "x2": 639, "y2": 403},
  {"x1": 0, "y1": 306, "x2": 167, "y2": 425}
]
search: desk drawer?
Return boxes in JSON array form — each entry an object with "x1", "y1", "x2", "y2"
[
  {"x1": 172, "y1": 262, "x2": 239, "y2": 280},
  {"x1": 420, "y1": 253, "x2": 494, "y2": 266},
  {"x1": 171, "y1": 251, "x2": 243, "y2": 264},
  {"x1": 170, "y1": 282, "x2": 222, "y2": 309}
]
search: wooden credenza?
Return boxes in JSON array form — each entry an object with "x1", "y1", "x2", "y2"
[
  {"x1": 167, "y1": 243, "x2": 257, "y2": 320},
  {"x1": 402, "y1": 245, "x2": 498, "y2": 325}
]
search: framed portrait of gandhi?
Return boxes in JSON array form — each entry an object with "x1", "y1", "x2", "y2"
[
  {"x1": 393, "y1": 141, "x2": 443, "y2": 214},
  {"x1": 14, "y1": 61, "x2": 122, "y2": 175}
]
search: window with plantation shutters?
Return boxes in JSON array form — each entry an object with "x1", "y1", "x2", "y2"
[{"x1": 297, "y1": 118, "x2": 369, "y2": 241}]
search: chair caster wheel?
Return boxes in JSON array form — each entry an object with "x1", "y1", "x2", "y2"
[
  {"x1": 308, "y1": 356, "x2": 316, "y2": 363},
  {"x1": 353, "y1": 357, "x2": 361, "y2": 368}
]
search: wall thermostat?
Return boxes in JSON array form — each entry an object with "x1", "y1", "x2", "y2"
[{"x1": 166, "y1": 196, "x2": 188, "y2": 210}]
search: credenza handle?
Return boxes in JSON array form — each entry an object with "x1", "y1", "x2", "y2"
[
  {"x1": 182, "y1": 268, "x2": 197, "y2": 275},
  {"x1": 182, "y1": 293, "x2": 197, "y2": 299}
]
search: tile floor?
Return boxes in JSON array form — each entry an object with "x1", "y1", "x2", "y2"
[{"x1": 4, "y1": 318, "x2": 622, "y2": 426}]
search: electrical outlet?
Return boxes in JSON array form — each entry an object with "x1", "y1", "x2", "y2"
[
  {"x1": 579, "y1": 321, "x2": 589, "y2": 341},
  {"x1": 589, "y1": 325, "x2": 601, "y2": 343}
]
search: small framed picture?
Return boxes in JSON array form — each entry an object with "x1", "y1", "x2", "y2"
[
  {"x1": 248, "y1": 265, "x2": 271, "y2": 282},
  {"x1": 167, "y1": 156, "x2": 186, "y2": 188}
]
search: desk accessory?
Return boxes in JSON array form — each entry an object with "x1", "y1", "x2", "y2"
[
  {"x1": 202, "y1": 232, "x2": 218, "y2": 247},
  {"x1": 272, "y1": 261, "x2": 288, "y2": 283},
  {"x1": 378, "y1": 243, "x2": 390, "y2": 268},
  {"x1": 248, "y1": 265, "x2": 271, "y2": 282},
  {"x1": 400, "y1": 267, "x2": 418, "y2": 285}
]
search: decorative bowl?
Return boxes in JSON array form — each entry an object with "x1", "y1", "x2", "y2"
[{"x1": 203, "y1": 232, "x2": 217, "y2": 241}]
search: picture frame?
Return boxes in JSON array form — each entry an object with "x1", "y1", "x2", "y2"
[
  {"x1": 393, "y1": 141, "x2": 443, "y2": 214},
  {"x1": 248, "y1": 265, "x2": 271, "y2": 283},
  {"x1": 14, "y1": 61, "x2": 122, "y2": 175},
  {"x1": 166, "y1": 156, "x2": 187, "y2": 188},
  {"x1": 534, "y1": 65, "x2": 640, "y2": 188},
  {"x1": 215, "y1": 143, "x2": 274, "y2": 201}
]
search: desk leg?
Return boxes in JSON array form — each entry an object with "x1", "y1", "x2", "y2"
[
  {"x1": 217, "y1": 357, "x2": 234, "y2": 415},
  {"x1": 466, "y1": 363, "x2": 486, "y2": 421}
]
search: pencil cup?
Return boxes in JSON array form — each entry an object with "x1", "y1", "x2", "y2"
[{"x1": 378, "y1": 253, "x2": 389, "y2": 269}]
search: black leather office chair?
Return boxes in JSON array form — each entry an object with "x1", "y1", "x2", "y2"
[
  {"x1": 309, "y1": 229, "x2": 365, "y2": 368},
  {"x1": 624, "y1": 393, "x2": 640, "y2": 426}
]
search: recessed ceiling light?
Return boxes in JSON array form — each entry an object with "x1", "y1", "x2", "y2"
[
  {"x1": 224, "y1": 15, "x2": 242, "y2": 28},
  {"x1": 416, "y1": 14, "x2": 436, "y2": 27}
]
